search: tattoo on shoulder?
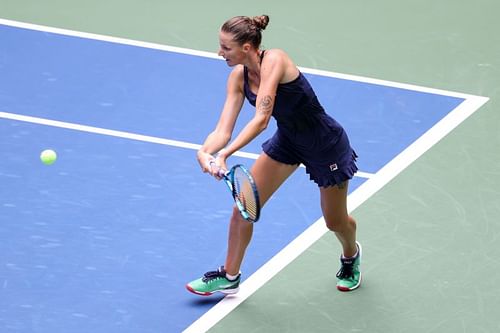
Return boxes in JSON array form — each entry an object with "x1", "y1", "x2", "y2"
[{"x1": 258, "y1": 95, "x2": 273, "y2": 115}]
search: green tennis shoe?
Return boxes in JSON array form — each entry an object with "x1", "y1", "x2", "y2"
[
  {"x1": 336, "y1": 241, "x2": 362, "y2": 292},
  {"x1": 186, "y1": 266, "x2": 240, "y2": 296}
]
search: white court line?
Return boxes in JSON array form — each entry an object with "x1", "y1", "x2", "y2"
[
  {"x1": 0, "y1": 111, "x2": 374, "y2": 179},
  {"x1": 0, "y1": 18, "x2": 480, "y2": 100},
  {"x1": 0, "y1": 18, "x2": 490, "y2": 332},
  {"x1": 184, "y1": 95, "x2": 489, "y2": 333}
]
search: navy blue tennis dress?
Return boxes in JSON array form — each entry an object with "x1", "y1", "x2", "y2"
[{"x1": 243, "y1": 51, "x2": 358, "y2": 187}]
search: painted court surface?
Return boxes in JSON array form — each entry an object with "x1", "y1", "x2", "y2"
[{"x1": 1, "y1": 1, "x2": 499, "y2": 332}]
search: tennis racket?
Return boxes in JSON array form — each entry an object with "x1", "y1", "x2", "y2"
[{"x1": 219, "y1": 164, "x2": 261, "y2": 223}]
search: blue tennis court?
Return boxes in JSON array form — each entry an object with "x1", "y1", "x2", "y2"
[{"x1": 0, "y1": 23, "x2": 474, "y2": 332}]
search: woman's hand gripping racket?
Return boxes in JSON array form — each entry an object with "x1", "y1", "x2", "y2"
[{"x1": 212, "y1": 162, "x2": 261, "y2": 223}]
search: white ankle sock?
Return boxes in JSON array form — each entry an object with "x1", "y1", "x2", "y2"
[{"x1": 342, "y1": 247, "x2": 359, "y2": 260}]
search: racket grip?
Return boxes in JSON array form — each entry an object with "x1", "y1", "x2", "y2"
[
  {"x1": 208, "y1": 160, "x2": 222, "y2": 176},
  {"x1": 218, "y1": 169, "x2": 228, "y2": 178}
]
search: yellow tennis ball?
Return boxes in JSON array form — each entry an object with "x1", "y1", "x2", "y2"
[{"x1": 40, "y1": 149, "x2": 57, "y2": 165}]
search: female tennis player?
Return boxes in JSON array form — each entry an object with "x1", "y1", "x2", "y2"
[{"x1": 186, "y1": 15, "x2": 361, "y2": 295}]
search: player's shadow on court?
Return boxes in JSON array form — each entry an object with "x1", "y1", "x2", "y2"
[{"x1": 186, "y1": 294, "x2": 226, "y2": 307}]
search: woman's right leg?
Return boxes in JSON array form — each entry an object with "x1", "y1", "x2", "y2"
[
  {"x1": 224, "y1": 152, "x2": 298, "y2": 275},
  {"x1": 186, "y1": 152, "x2": 297, "y2": 295}
]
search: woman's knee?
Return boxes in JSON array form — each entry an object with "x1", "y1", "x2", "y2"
[
  {"x1": 324, "y1": 215, "x2": 356, "y2": 233},
  {"x1": 230, "y1": 206, "x2": 250, "y2": 225}
]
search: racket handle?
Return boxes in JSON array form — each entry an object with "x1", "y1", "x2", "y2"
[{"x1": 209, "y1": 160, "x2": 227, "y2": 178}]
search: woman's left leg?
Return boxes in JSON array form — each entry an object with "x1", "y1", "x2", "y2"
[
  {"x1": 320, "y1": 181, "x2": 357, "y2": 257},
  {"x1": 320, "y1": 181, "x2": 361, "y2": 291}
]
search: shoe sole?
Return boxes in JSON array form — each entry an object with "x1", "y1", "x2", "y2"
[
  {"x1": 337, "y1": 274, "x2": 362, "y2": 292},
  {"x1": 186, "y1": 284, "x2": 240, "y2": 296}
]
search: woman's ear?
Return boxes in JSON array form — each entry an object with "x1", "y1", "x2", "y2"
[{"x1": 242, "y1": 42, "x2": 252, "y2": 53}]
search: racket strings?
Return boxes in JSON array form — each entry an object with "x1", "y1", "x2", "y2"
[{"x1": 233, "y1": 170, "x2": 259, "y2": 221}]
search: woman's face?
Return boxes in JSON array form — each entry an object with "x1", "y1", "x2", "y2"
[{"x1": 218, "y1": 31, "x2": 249, "y2": 67}]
